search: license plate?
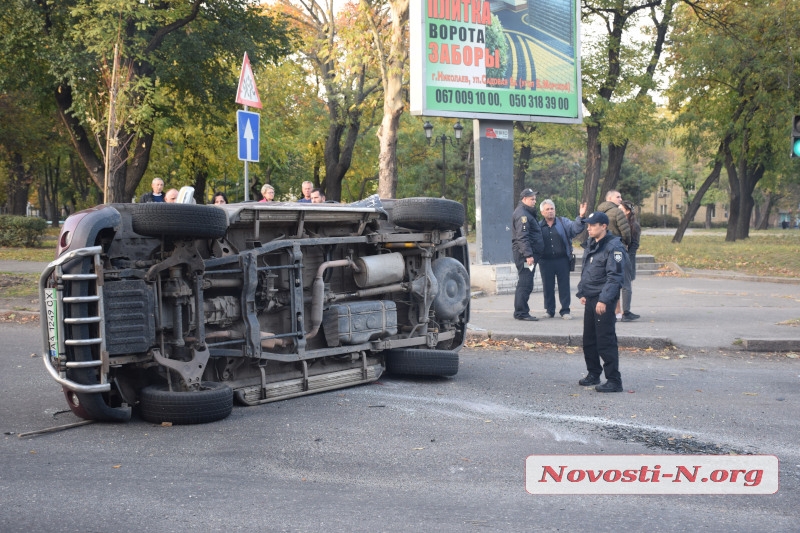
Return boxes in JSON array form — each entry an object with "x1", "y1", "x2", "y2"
[{"x1": 44, "y1": 288, "x2": 59, "y2": 358}]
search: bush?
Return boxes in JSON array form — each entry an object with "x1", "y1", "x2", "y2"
[
  {"x1": 639, "y1": 212, "x2": 680, "y2": 228},
  {"x1": 0, "y1": 215, "x2": 48, "y2": 247}
]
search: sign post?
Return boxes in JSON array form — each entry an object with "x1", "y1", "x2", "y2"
[{"x1": 235, "y1": 52, "x2": 262, "y2": 201}]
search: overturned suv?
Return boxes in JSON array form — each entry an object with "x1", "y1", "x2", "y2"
[{"x1": 40, "y1": 196, "x2": 470, "y2": 424}]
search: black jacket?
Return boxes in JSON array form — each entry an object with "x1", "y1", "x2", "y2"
[
  {"x1": 576, "y1": 233, "x2": 626, "y2": 304},
  {"x1": 139, "y1": 192, "x2": 164, "y2": 203},
  {"x1": 512, "y1": 201, "x2": 544, "y2": 262},
  {"x1": 539, "y1": 215, "x2": 585, "y2": 259}
]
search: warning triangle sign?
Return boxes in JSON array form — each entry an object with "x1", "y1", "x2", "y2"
[{"x1": 236, "y1": 52, "x2": 262, "y2": 108}]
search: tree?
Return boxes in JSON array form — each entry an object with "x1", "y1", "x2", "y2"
[
  {"x1": 277, "y1": 0, "x2": 382, "y2": 201},
  {"x1": 359, "y1": 0, "x2": 408, "y2": 199},
  {"x1": 580, "y1": 0, "x2": 676, "y2": 211},
  {"x1": 666, "y1": 0, "x2": 800, "y2": 241},
  {"x1": 0, "y1": 0, "x2": 290, "y2": 204}
]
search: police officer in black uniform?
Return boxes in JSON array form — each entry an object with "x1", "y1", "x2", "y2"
[
  {"x1": 576, "y1": 211, "x2": 627, "y2": 392},
  {"x1": 512, "y1": 188, "x2": 544, "y2": 321}
]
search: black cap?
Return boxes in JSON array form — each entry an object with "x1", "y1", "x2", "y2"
[
  {"x1": 584, "y1": 211, "x2": 610, "y2": 225},
  {"x1": 520, "y1": 188, "x2": 538, "y2": 199}
]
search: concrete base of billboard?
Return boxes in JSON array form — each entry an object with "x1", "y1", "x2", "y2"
[{"x1": 470, "y1": 263, "x2": 542, "y2": 295}]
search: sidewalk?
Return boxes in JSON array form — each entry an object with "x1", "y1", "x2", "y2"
[{"x1": 467, "y1": 270, "x2": 800, "y2": 352}]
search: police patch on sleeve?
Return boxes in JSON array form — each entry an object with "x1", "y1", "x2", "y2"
[
  {"x1": 521, "y1": 216, "x2": 527, "y2": 223},
  {"x1": 613, "y1": 251, "x2": 623, "y2": 263}
]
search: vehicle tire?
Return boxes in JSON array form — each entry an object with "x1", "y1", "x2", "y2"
[
  {"x1": 132, "y1": 203, "x2": 228, "y2": 239},
  {"x1": 432, "y1": 257, "x2": 470, "y2": 321},
  {"x1": 391, "y1": 198, "x2": 465, "y2": 232},
  {"x1": 384, "y1": 349, "x2": 459, "y2": 377},
  {"x1": 139, "y1": 381, "x2": 233, "y2": 425}
]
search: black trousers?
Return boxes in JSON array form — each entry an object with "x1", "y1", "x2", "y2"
[
  {"x1": 514, "y1": 259, "x2": 535, "y2": 319},
  {"x1": 582, "y1": 294, "x2": 621, "y2": 384},
  {"x1": 539, "y1": 256, "x2": 572, "y2": 316}
]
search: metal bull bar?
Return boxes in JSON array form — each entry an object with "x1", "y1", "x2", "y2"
[{"x1": 39, "y1": 245, "x2": 111, "y2": 394}]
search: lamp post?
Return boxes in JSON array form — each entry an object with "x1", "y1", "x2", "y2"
[{"x1": 423, "y1": 120, "x2": 463, "y2": 198}]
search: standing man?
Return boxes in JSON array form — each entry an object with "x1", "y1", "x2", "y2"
[
  {"x1": 139, "y1": 178, "x2": 165, "y2": 203},
  {"x1": 596, "y1": 190, "x2": 631, "y2": 247},
  {"x1": 576, "y1": 211, "x2": 627, "y2": 393},
  {"x1": 512, "y1": 188, "x2": 544, "y2": 321},
  {"x1": 298, "y1": 181, "x2": 313, "y2": 203},
  {"x1": 538, "y1": 199, "x2": 587, "y2": 320}
]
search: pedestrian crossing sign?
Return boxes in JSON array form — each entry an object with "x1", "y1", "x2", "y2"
[{"x1": 235, "y1": 52, "x2": 262, "y2": 109}]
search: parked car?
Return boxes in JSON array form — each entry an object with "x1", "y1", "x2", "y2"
[{"x1": 40, "y1": 196, "x2": 470, "y2": 424}]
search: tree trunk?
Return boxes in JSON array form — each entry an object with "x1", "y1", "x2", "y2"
[
  {"x1": 6, "y1": 152, "x2": 31, "y2": 216},
  {"x1": 374, "y1": 0, "x2": 409, "y2": 200},
  {"x1": 462, "y1": 139, "x2": 474, "y2": 235},
  {"x1": 600, "y1": 140, "x2": 628, "y2": 199},
  {"x1": 41, "y1": 157, "x2": 61, "y2": 227},
  {"x1": 584, "y1": 124, "x2": 602, "y2": 213},
  {"x1": 376, "y1": 109, "x2": 401, "y2": 199},
  {"x1": 193, "y1": 168, "x2": 208, "y2": 205},
  {"x1": 323, "y1": 114, "x2": 360, "y2": 202},
  {"x1": 754, "y1": 193, "x2": 771, "y2": 230},
  {"x1": 514, "y1": 143, "x2": 531, "y2": 202},
  {"x1": 735, "y1": 164, "x2": 762, "y2": 239},
  {"x1": 672, "y1": 143, "x2": 724, "y2": 243},
  {"x1": 723, "y1": 144, "x2": 740, "y2": 242}
]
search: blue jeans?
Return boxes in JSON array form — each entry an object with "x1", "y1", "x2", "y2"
[{"x1": 539, "y1": 256, "x2": 572, "y2": 316}]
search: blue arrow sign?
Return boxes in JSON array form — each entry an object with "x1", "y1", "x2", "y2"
[{"x1": 237, "y1": 110, "x2": 260, "y2": 162}]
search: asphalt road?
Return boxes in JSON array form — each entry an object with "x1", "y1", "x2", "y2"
[{"x1": 1, "y1": 322, "x2": 799, "y2": 532}]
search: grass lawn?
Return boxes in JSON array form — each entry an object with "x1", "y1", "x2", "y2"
[
  {"x1": 640, "y1": 228, "x2": 800, "y2": 278},
  {"x1": 0, "y1": 239, "x2": 57, "y2": 263},
  {"x1": 0, "y1": 272, "x2": 39, "y2": 299}
]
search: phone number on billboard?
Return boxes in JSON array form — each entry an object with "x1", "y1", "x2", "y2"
[{"x1": 434, "y1": 89, "x2": 571, "y2": 111}]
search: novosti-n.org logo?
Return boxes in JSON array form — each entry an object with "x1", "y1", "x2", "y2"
[{"x1": 526, "y1": 455, "x2": 778, "y2": 495}]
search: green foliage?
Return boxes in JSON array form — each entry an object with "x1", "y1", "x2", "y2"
[
  {"x1": 0, "y1": 215, "x2": 48, "y2": 247},
  {"x1": 0, "y1": 0, "x2": 293, "y2": 203},
  {"x1": 667, "y1": 1, "x2": 800, "y2": 180}
]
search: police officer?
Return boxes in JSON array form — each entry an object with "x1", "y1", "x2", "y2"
[
  {"x1": 512, "y1": 188, "x2": 544, "y2": 321},
  {"x1": 576, "y1": 211, "x2": 627, "y2": 392}
]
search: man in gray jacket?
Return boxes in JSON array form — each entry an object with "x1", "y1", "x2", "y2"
[
  {"x1": 576, "y1": 211, "x2": 627, "y2": 392},
  {"x1": 512, "y1": 188, "x2": 544, "y2": 321}
]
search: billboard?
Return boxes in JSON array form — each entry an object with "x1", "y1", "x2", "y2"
[{"x1": 410, "y1": 0, "x2": 582, "y2": 124}]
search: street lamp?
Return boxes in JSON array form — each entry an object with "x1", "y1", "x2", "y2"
[{"x1": 423, "y1": 120, "x2": 462, "y2": 197}]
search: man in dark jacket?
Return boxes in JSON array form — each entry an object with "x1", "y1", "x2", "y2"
[
  {"x1": 576, "y1": 211, "x2": 627, "y2": 392},
  {"x1": 539, "y1": 199, "x2": 586, "y2": 320},
  {"x1": 512, "y1": 188, "x2": 544, "y2": 321},
  {"x1": 139, "y1": 177, "x2": 165, "y2": 203}
]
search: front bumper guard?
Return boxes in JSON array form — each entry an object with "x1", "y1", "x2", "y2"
[{"x1": 40, "y1": 245, "x2": 111, "y2": 394}]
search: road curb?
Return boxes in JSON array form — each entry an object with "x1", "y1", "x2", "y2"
[
  {"x1": 741, "y1": 339, "x2": 800, "y2": 352},
  {"x1": 466, "y1": 329, "x2": 674, "y2": 350}
]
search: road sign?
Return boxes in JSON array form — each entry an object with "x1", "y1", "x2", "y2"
[
  {"x1": 237, "y1": 110, "x2": 260, "y2": 162},
  {"x1": 235, "y1": 52, "x2": 262, "y2": 108}
]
